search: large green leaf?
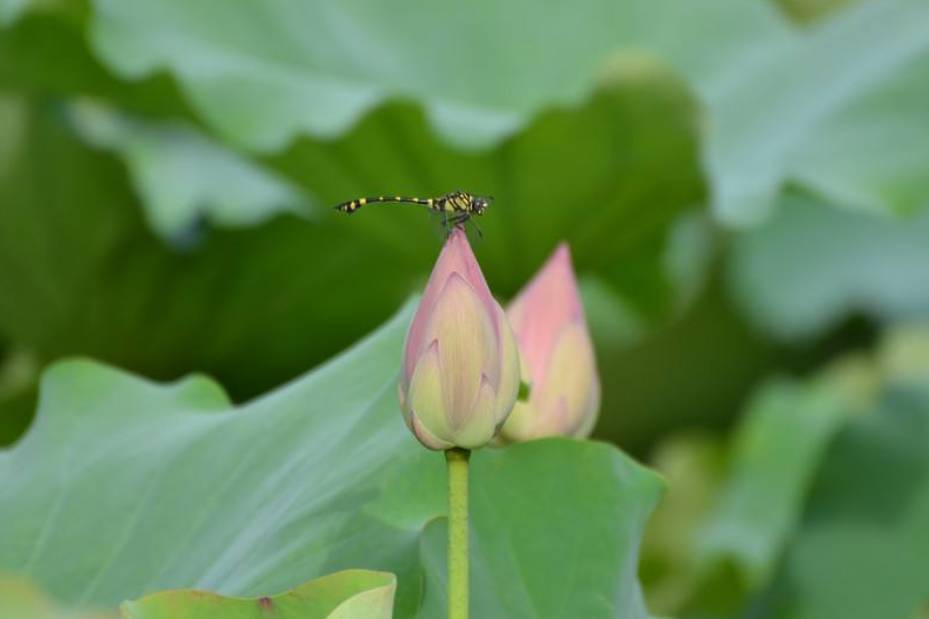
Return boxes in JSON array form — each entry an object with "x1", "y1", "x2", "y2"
[
  {"x1": 6, "y1": 0, "x2": 791, "y2": 154},
  {"x1": 416, "y1": 442, "x2": 660, "y2": 618},
  {"x1": 729, "y1": 192, "x2": 929, "y2": 340},
  {"x1": 789, "y1": 55, "x2": 929, "y2": 217},
  {"x1": 122, "y1": 570, "x2": 395, "y2": 619},
  {"x1": 0, "y1": 304, "x2": 663, "y2": 619},
  {"x1": 83, "y1": 0, "x2": 779, "y2": 152},
  {"x1": 702, "y1": 0, "x2": 929, "y2": 224},
  {"x1": 69, "y1": 101, "x2": 313, "y2": 241}
]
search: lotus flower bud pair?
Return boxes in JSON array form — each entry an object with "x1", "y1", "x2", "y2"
[{"x1": 399, "y1": 232, "x2": 600, "y2": 450}]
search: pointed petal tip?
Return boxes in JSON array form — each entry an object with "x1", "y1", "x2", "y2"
[
  {"x1": 447, "y1": 227, "x2": 468, "y2": 243},
  {"x1": 441, "y1": 227, "x2": 475, "y2": 265},
  {"x1": 545, "y1": 242, "x2": 577, "y2": 281},
  {"x1": 510, "y1": 242, "x2": 584, "y2": 323}
]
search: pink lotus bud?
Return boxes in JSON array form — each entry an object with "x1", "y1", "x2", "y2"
[
  {"x1": 500, "y1": 244, "x2": 600, "y2": 441},
  {"x1": 399, "y1": 229, "x2": 521, "y2": 450}
]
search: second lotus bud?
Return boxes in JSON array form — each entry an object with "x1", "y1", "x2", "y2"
[{"x1": 501, "y1": 244, "x2": 600, "y2": 441}]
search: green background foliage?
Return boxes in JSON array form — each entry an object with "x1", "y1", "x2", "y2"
[{"x1": 2, "y1": 0, "x2": 929, "y2": 617}]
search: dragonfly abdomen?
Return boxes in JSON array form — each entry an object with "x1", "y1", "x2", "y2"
[{"x1": 334, "y1": 195, "x2": 436, "y2": 214}]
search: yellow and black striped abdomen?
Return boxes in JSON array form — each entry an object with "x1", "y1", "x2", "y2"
[{"x1": 334, "y1": 195, "x2": 436, "y2": 214}]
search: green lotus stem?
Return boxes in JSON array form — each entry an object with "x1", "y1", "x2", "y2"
[{"x1": 446, "y1": 448, "x2": 470, "y2": 619}]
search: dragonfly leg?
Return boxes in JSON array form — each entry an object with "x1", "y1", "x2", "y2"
[
  {"x1": 470, "y1": 218, "x2": 483, "y2": 240},
  {"x1": 444, "y1": 213, "x2": 470, "y2": 237}
]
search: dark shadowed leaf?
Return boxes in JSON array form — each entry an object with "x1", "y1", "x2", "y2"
[{"x1": 0, "y1": 65, "x2": 704, "y2": 414}]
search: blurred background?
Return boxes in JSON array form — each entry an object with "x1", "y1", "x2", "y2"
[{"x1": 2, "y1": 0, "x2": 928, "y2": 617}]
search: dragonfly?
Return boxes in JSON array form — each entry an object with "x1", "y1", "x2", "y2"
[{"x1": 333, "y1": 190, "x2": 491, "y2": 237}]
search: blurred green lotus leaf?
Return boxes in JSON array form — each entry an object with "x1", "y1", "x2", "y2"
[
  {"x1": 120, "y1": 570, "x2": 396, "y2": 619},
  {"x1": 69, "y1": 101, "x2": 313, "y2": 242},
  {"x1": 83, "y1": 0, "x2": 777, "y2": 152},
  {"x1": 788, "y1": 55, "x2": 929, "y2": 218},
  {"x1": 766, "y1": 373, "x2": 929, "y2": 619},
  {"x1": 730, "y1": 193, "x2": 929, "y2": 340},
  {"x1": 0, "y1": 304, "x2": 663, "y2": 619},
  {"x1": 703, "y1": 0, "x2": 929, "y2": 225},
  {"x1": 684, "y1": 327, "x2": 929, "y2": 618},
  {"x1": 698, "y1": 375, "x2": 856, "y2": 588}
]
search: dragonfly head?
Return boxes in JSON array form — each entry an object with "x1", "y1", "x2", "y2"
[{"x1": 472, "y1": 195, "x2": 492, "y2": 216}]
